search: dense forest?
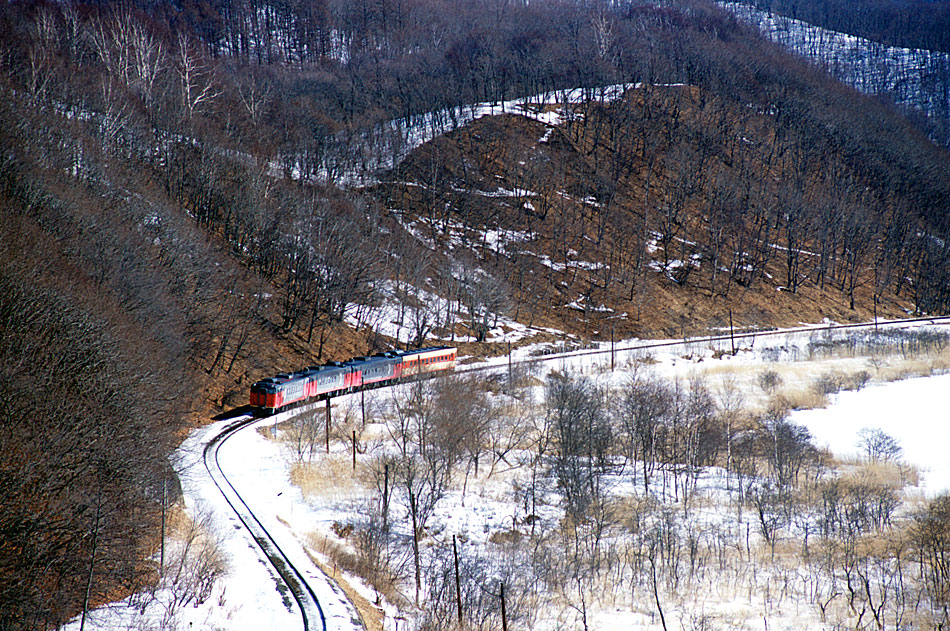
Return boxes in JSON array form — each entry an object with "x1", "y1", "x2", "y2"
[
  {"x1": 727, "y1": 0, "x2": 950, "y2": 148},
  {"x1": 747, "y1": 0, "x2": 950, "y2": 52},
  {"x1": 0, "y1": 0, "x2": 949, "y2": 628}
]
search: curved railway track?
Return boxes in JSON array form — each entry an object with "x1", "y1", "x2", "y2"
[
  {"x1": 203, "y1": 414, "x2": 328, "y2": 631},
  {"x1": 201, "y1": 314, "x2": 950, "y2": 630}
]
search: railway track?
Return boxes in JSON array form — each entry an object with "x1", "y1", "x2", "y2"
[
  {"x1": 456, "y1": 315, "x2": 950, "y2": 376},
  {"x1": 203, "y1": 414, "x2": 328, "y2": 631},
  {"x1": 200, "y1": 314, "x2": 950, "y2": 630}
]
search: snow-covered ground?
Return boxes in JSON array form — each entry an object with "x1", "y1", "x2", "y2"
[
  {"x1": 62, "y1": 407, "x2": 363, "y2": 631},
  {"x1": 65, "y1": 318, "x2": 950, "y2": 631},
  {"x1": 792, "y1": 373, "x2": 950, "y2": 495}
]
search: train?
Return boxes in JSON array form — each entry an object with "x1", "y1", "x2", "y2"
[{"x1": 249, "y1": 346, "x2": 457, "y2": 414}]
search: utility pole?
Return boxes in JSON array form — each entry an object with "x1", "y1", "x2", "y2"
[
  {"x1": 729, "y1": 309, "x2": 736, "y2": 356},
  {"x1": 500, "y1": 583, "x2": 508, "y2": 631},
  {"x1": 382, "y1": 463, "x2": 390, "y2": 532},
  {"x1": 325, "y1": 398, "x2": 331, "y2": 453},
  {"x1": 453, "y1": 535, "x2": 463, "y2": 626},
  {"x1": 874, "y1": 295, "x2": 879, "y2": 332},
  {"x1": 610, "y1": 325, "x2": 615, "y2": 371},
  {"x1": 160, "y1": 471, "x2": 166, "y2": 577},
  {"x1": 80, "y1": 489, "x2": 102, "y2": 631}
]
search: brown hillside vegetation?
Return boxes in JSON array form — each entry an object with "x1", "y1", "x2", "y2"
[
  {"x1": 378, "y1": 82, "x2": 936, "y2": 339},
  {"x1": 0, "y1": 97, "x2": 341, "y2": 627}
]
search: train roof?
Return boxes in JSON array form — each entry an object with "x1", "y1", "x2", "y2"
[
  {"x1": 343, "y1": 354, "x2": 395, "y2": 366},
  {"x1": 401, "y1": 346, "x2": 455, "y2": 355},
  {"x1": 304, "y1": 364, "x2": 348, "y2": 374},
  {"x1": 254, "y1": 346, "x2": 456, "y2": 387}
]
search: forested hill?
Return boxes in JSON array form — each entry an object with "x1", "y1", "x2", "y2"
[
  {"x1": 744, "y1": 0, "x2": 950, "y2": 53},
  {"x1": 0, "y1": 0, "x2": 949, "y2": 628},
  {"x1": 724, "y1": 0, "x2": 950, "y2": 148}
]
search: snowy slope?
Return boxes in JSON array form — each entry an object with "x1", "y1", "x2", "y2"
[{"x1": 722, "y1": 1, "x2": 950, "y2": 139}]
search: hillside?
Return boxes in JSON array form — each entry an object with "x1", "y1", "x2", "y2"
[
  {"x1": 724, "y1": 1, "x2": 950, "y2": 147},
  {"x1": 741, "y1": 0, "x2": 950, "y2": 52},
  {"x1": 0, "y1": 0, "x2": 949, "y2": 628},
  {"x1": 374, "y1": 83, "x2": 936, "y2": 341}
]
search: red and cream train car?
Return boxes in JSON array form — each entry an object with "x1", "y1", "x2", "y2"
[{"x1": 250, "y1": 346, "x2": 457, "y2": 414}]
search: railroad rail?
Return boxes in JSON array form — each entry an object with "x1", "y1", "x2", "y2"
[
  {"x1": 456, "y1": 314, "x2": 950, "y2": 376},
  {"x1": 203, "y1": 414, "x2": 328, "y2": 631}
]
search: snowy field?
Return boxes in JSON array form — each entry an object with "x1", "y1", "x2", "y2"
[
  {"x1": 792, "y1": 373, "x2": 950, "y2": 495},
  {"x1": 64, "y1": 319, "x2": 950, "y2": 631}
]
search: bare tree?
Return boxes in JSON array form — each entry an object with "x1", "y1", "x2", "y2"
[
  {"x1": 90, "y1": 10, "x2": 167, "y2": 111},
  {"x1": 856, "y1": 428, "x2": 902, "y2": 463},
  {"x1": 616, "y1": 373, "x2": 674, "y2": 497},
  {"x1": 759, "y1": 402, "x2": 817, "y2": 493},
  {"x1": 911, "y1": 495, "x2": 950, "y2": 626},
  {"x1": 459, "y1": 263, "x2": 510, "y2": 342},
  {"x1": 757, "y1": 369, "x2": 783, "y2": 396},
  {"x1": 546, "y1": 374, "x2": 613, "y2": 524},
  {"x1": 283, "y1": 407, "x2": 325, "y2": 463},
  {"x1": 175, "y1": 32, "x2": 220, "y2": 120},
  {"x1": 434, "y1": 375, "x2": 496, "y2": 488}
]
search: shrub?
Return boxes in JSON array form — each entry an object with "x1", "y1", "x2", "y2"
[
  {"x1": 758, "y1": 369, "x2": 784, "y2": 395},
  {"x1": 812, "y1": 370, "x2": 845, "y2": 396},
  {"x1": 846, "y1": 370, "x2": 871, "y2": 391}
]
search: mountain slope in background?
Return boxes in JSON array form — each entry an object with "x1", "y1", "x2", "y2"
[{"x1": 724, "y1": 0, "x2": 950, "y2": 147}]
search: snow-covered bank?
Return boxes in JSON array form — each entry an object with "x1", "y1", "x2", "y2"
[{"x1": 62, "y1": 408, "x2": 363, "y2": 631}]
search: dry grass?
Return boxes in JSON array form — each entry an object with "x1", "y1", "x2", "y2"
[
  {"x1": 702, "y1": 341, "x2": 950, "y2": 417},
  {"x1": 775, "y1": 387, "x2": 829, "y2": 411},
  {"x1": 833, "y1": 457, "x2": 921, "y2": 489},
  {"x1": 290, "y1": 457, "x2": 371, "y2": 501},
  {"x1": 304, "y1": 529, "x2": 408, "y2": 625},
  {"x1": 164, "y1": 504, "x2": 194, "y2": 533},
  {"x1": 876, "y1": 355, "x2": 948, "y2": 382},
  {"x1": 296, "y1": 530, "x2": 387, "y2": 631}
]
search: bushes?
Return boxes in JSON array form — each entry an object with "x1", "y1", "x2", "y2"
[
  {"x1": 757, "y1": 369, "x2": 783, "y2": 395},
  {"x1": 911, "y1": 495, "x2": 950, "y2": 624},
  {"x1": 807, "y1": 329, "x2": 950, "y2": 361},
  {"x1": 811, "y1": 368, "x2": 872, "y2": 397}
]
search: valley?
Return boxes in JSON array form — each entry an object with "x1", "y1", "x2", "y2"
[{"x1": 1, "y1": 0, "x2": 949, "y2": 629}]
